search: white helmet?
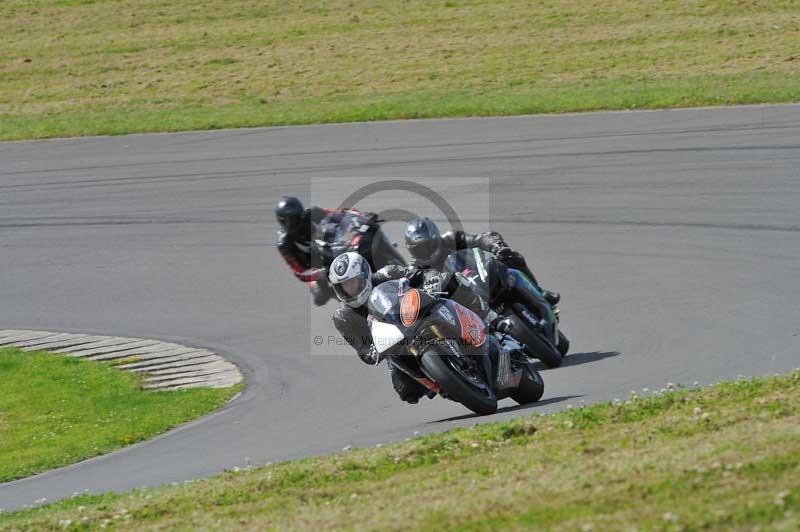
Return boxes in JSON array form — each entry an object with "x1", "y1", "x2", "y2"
[{"x1": 328, "y1": 252, "x2": 373, "y2": 308}]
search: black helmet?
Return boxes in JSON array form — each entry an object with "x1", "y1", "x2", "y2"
[
  {"x1": 274, "y1": 196, "x2": 304, "y2": 236},
  {"x1": 404, "y1": 217, "x2": 442, "y2": 263}
]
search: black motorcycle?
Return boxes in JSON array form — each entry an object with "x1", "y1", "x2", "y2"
[
  {"x1": 367, "y1": 277, "x2": 545, "y2": 415},
  {"x1": 313, "y1": 210, "x2": 406, "y2": 272},
  {"x1": 437, "y1": 248, "x2": 569, "y2": 368}
]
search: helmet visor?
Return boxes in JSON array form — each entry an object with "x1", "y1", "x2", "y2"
[
  {"x1": 407, "y1": 238, "x2": 440, "y2": 262},
  {"x1": 332, "y1": 275, "x2": 368, "y2": 302},
  {"x1": 278, "y1": 215, "x2": 303, "y2": 235}
]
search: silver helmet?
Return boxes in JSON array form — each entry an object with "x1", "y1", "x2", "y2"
[{"x1": 328, "y1": 252, "x2": 373, "y2": 308}]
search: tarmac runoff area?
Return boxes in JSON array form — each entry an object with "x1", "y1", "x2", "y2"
[
  {"x1": 0, "y1": 103, "x2": 797, "y2": 511},
  {"x1": 0, "y1": 329, "x2": 243, "y2": 390}
]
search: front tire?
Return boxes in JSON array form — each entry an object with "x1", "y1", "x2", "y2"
[
  {"x1": 557, "y1": 330, "x2": 570, "y2": 356},
  {"x1": 510, "y1": 364, "x2": 544, "y2": 405},
  {"x1": 420, "y1": 346, "x2": 497, "y2": 415},
  {"x1": 504, "y1": 313, "x2": 564, "y2": 368}
]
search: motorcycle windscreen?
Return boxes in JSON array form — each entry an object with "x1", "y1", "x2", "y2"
[
  {"x1": 368, "y1": 280, "x2": 404, "y2": 325},
  {"x1": 313, "y1": 212, "x2": 361, "y2": 266},
  {"x1": 443, "y1": 248, "x2": 500, "y2": 301}
]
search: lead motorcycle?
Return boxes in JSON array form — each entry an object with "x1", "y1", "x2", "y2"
[
  {"x1": 437, "y1": 248, "x2": 570, "y2": 368},
  {"x1": 368, "y1": 277, "x2": 545, "y2": 415}
]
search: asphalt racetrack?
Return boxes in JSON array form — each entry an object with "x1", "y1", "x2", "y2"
[{"x1": 1, "y1": 105, "x2": 799, "y2": 510}]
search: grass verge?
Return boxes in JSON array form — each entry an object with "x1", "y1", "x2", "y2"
[
  {"x1": 1, "y1": 0, "x2": 799, "y2": 140},
  {"x1": 2, "y1": 370, "x2": 798, "y2": 530},
  {"x1": 0, "y1": 347, "x2": 239, "y2": 484}
]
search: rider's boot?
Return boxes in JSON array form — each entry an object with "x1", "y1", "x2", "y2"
[
  {"x1": 516, "y1": 264, "x2": 560, "y2": 306},
  {"x1": 542, "y1": 290, "x2": 560, "y2": 306}
]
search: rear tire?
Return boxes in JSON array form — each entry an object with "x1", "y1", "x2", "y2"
[
  {"x1": 420, "y1": 346, "x2": 497, "y2": 415},
  {"x1": 510, "y1": 364, "x2": 545, "y2": 404},
  {"x1": 504, "y1": 313, "x2": 564, "y2": 368}
]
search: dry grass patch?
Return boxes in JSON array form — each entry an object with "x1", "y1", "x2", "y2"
[{"x1": 1, "y1": 0, "x2": 799, "y2": 139}]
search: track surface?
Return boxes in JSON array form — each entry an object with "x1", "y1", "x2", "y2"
[{"x1": 1, "y1": 105, "x2": 799, "y2": 510}]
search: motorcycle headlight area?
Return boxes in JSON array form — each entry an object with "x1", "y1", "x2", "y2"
[{"x1": 370, "y1": 321, "x2": 406, "y2": 353}]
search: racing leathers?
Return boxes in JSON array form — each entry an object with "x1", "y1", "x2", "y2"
[
  {"x1": 412, "y1": 229, "x2": 557, "y2": 303},
  {"x1": 332, "y1": 264, "x2": 430, "y2": 403},
  {"x1": 277, "y1": 207, "x2": 361, "y2": 306},
  {"x1": 332, "y1": 261, "x2": 501, "y2": 404}
]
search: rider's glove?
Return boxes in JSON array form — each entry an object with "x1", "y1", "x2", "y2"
[
  {"x1": 494, "y1": 246, "x2": 513, "y2": 260},
  {"x1": 309, "y1": 281, "x2": 332, "y2": 306},
  {"x1": 468, "y1": 293, "x2": 490, "y2": 319},
  {"x1": 363, "y1": 344, "x2": 383, "y2": 365},
  {"x1": 405, "y1": 267, "x2": 426, "y2": 287},
  {"x1": 495, "y1": 247, "x2": 525, "y2": 269}
]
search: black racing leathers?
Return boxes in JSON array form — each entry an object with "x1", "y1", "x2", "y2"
[
  {"x1": 277, "y1": 207, "x2": 371, "y2": 306},
  {"x1": 412, "y1": 230, "x2": 540, "y2": 287},
  {"x1": 332, "y1": 265, "x2": 407, "y2": 364},
  {"x1": 331, "y1": 265, "x2": 429, "y2": 403},
  {"x1": 276, "y1": 207, "x2": 341, "y2": 284}
]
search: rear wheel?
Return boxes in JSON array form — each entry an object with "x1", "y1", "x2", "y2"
[
  {"x1": 504, "y1": 313, "x2": 563, "y2": 368},
  {"x1": 510, "y1": 364, "x2": 544, "y2": 404},
  {"x1": 420, "y1": 345, "x2": 497, "y2": 415}
]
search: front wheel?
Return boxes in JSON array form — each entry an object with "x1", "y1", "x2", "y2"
[
  {"x1": 510, "y1": 364, "x2": 544, "y2": 405},
  {"x1": 504, "y1": 313, "x2": 563, "y2": 368},
  {"x1": 557, "y1": 330, "x2": 570, "y2": 356},
  {"x1": 420, "y1": 346, "x2": 497, "y2": 415}
]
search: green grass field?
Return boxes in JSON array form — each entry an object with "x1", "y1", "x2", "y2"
[
  {"x1": 1, "y1": 0, "x2": 798, "y2": 140},
  {"x1": 0, "y1": 347, "x2": 238, "y2": 483},
  {"x1": 2, "y1": 370, "x2": 798, "y2": 530}
]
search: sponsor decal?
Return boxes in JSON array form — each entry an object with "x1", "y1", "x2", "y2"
[
  {"x1": 415, "y1": 377, "x2": 440, "y2": 393},
  {"x1": 453, "y1": 304, "x2": 486, "y2": 347},
  {"x1": 423, "y1": 272, "x2": 442, "y2": 294},
  {"x1": 458, "y1": 268, "x2": 480, "y2": 287},
  {"x1": 473, "y1": 247, "x2": 488, "y2": 282},
  {"x1": 334, "y1": 254, "x2": 349, "y2": 276},
  {"x1": 437, "y1": 305, "x2": 456, "y2": 326},
  {"x1": 400, "y1": 288, "x2": 421, "y2": 327}
]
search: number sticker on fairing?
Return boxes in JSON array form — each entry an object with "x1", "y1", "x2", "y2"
[
  {"x1": 453, "y1": 305, "x2": 486, "y2": 347},
  {"x1": 438, "y1": 305, "x2": 456, "y2": 326},
  {"x1": 400, "y1": 288, "x2": 421, "y2": 327}
]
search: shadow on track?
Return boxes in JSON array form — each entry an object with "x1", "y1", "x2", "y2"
[
  {"x1": 534, "y1": 350, "x2": 621, "y2": 371},
  {"x1": 428, "y1": 394, "x2": 583, "y2": 425}
]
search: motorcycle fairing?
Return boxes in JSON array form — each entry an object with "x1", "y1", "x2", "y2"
[{"x1": 452, "y1": 302, "x2": 487, "y2": 347}]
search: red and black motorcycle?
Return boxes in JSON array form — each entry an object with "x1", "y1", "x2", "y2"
[{"x1": 313, "y1": 210, "x2": 406, "y2": 272}]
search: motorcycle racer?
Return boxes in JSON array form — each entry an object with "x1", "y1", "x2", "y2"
[
  {"x1": 403, "y1": 217, "x2": 560, "y2": 306},
  {"x1": 275, "y1": 196, "x2": 376, "y2": 306},
  {"x1": 328, "y1": 252, "x2": 430, "y2": 404}
]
